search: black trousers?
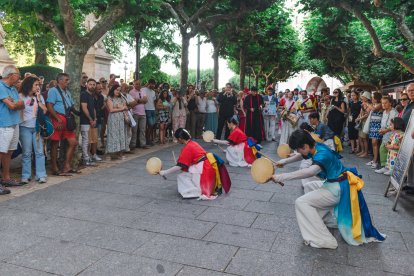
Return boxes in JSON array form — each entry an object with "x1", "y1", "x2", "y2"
[{"x1": 216, "y1": 115, "x2": 230, "y2": 140}]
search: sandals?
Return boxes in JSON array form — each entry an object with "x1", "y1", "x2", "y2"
[{"x1": 53, "y1": 171, "x2": 73, "y2": 176}]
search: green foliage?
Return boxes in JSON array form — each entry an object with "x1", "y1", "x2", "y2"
[
  {"x1": 223, "y1": 1, "x2": 301, "y2": 87},
  {"x1": 139, "y1": 53, "x2": 169, "y2": 85},
  {"x1": 167, "y1": 69, "x2": 215, "y2": 90},
  {"x1": 18, "y1": 64, "x2": 63, "y2": 82}
]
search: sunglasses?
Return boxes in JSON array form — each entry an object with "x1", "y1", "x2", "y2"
[
  {"x1": 401, "y1": 98, "x2": 409, "y2": 101},
  {"x1": 101, "y1": 80, "x2": 107, "y2": 83},
  {"x1": 82, "y1": 76, "x2": 88, "y2": 79}
]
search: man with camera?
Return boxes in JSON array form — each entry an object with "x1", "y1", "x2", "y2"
[{"x1": 46, "y1": 73, "x2": 79, "y2": 176}]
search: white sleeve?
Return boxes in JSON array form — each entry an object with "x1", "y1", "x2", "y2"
[
  {"x1": 279, "y1": 153, "x2": 303, "y2": 165},
  {"x1": 160, "y1": 166, "x2": 181, "y2": 176},
  {"x1": 212, "y1": 139, "x2": 230, "y2": 145},
  {"x1": 274, "y1": 165, "x2": 322, "y2": 182}
]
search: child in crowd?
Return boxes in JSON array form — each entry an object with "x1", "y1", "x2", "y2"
[{"x1": 383, "y1": 117, "x2": 405, "y2": 176}]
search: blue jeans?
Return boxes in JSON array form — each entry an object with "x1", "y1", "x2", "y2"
[{"x1": 19, "y1": 126, "x2": 47, "y2": 180}]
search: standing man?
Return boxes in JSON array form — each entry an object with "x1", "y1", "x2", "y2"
[
  {"x1": 216, "y1": 83, "x2": 237, "y2": 139},
  {"x1": 129, "y1": 80, "x2": 148, "y2": 149},
  {"x1": 0, "y1": 65, "x2": 25, "y2": 192},
  {"x1": 80, "y1": 72, "x2": 88, "y2": 93},
  {"x1": 80, "y1": 78, "x2": 99, "y2": 165},
  {"x1": 195, "y1": 91, "x2": 207, "y2": 138},
  {"x1": 46, "y1": 73, "x2": 79, "y2": 176},
  {"x1": 143, "y1": 79, "x2": 157, "y2": 146},
  {"x1": 402, "y1": 83, "x2": 414, "y2": 192},
  {"x1": 243, "y1": 86, "x2": 264, "y2": 143}
]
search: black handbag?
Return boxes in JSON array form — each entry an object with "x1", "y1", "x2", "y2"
[{"x1": 56, "y1": 86, "x2": 77, "y2": 131}]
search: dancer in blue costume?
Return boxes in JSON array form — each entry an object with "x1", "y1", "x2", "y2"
[{"x1": 273, "y1": 130, "x2": 386, "y2": 249}]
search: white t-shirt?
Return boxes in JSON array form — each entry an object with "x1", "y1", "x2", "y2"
[
  {"x1": 142, "y1": 87, "x2": 156, "y2": 111},
  {"x1": 197, "y1": 96, "x2": 207, "y2": 113},
  {"x1": 206, "y1": 99, "x2": 217, "y2": 113},
  {"x1": 20, "y1": 95, "x2": 45, "y2": 128}
]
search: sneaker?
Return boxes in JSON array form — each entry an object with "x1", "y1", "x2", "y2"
[
  {"x1": 366, "y1": 160, "x2": 374, "y2": 166},
  {"x1": 375, "y1": 167, "x2": 388, "y2": 174},
  {"x1": 20, "y1": 179, "x2": 30, "y2": 184},
  {"x1": 371, "y1": 163, "x2": 378, "y2": 169},
  {"x1": 92, "y1": 155, "x2": 102, "y2": 162},
  {"x1": 384, "y1": 170, "x2": 392, "y2": 176},
  {"x1": 2, "y1": 179, "x2": 25, "y2": 187},
  {"x1": 0, "y1": 185, "x2": 11, "y2": 195},
  {"x1": 83, "y1": 159, "x2": 97, "y2": 166},
  {"x1": 38, "y1": 177, "x2": 47, "y2": 184}
]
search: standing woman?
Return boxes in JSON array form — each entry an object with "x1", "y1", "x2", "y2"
[
  {"x1": 366, "y1": 92, "x2": 383, "y2": 169},
  {"x1": 106, "y1": 84, "x2": 129, "y2": 160},
  {"x1": 243, "y1": 86, "x2": 265, "y2": 143},
  {"x1": 356, "y1": 92, "x2": 372, "y2": 158},
  {"x1": 156, "y1": 90, "x2": 171, "y2": 145},
  {"x1": 398, "y1": 93, "x2": 409, "y2": 117},
  {"x1": 327, "y1": 88, "x2": 346, "y2": 137},
  {"x1": 279, "y1": 90, "x2": 297, "y2": 145},
  {"x1": 171, "y1": 90, "x2": 187, "y2": 142},
  {"x1": 347, "y1": 91, "x2": 362, "y2": 153},
  {"x1": 204, "y1": 90, "x2": 218, "y2": 134},
  {"x1": 320, "y1": 95, "x2": 331, "y2": 125},
  {"x1": 19, "y1": 76, "x2": 48, "y2": 184}
]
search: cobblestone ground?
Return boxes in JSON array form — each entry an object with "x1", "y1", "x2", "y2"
[{"x1": 0, "y1": 140, "x2": 414, "y2": 275}]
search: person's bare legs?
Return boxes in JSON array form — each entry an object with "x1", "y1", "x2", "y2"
[
  {"x1": 159, "y1": 123, "x2": 165, "y2": 144},
  {"x1": 372, "y1": 138, "x2": 379, "y2": 163},
  {"x1": 63, "y1": 138, "x2": 78, "y2": 172},
  {"x1": 50, "y1": 141, "x2": 60, "y2": 172},
  {"x1": 0, "y1": 151, "x2": 13, "y2": 180},
  {"x1": 90, "y1": 143, "x2": 97, "y2": 156}
]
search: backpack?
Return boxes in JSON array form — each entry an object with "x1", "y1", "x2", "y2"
[{"x1": 35, "y1": 97, "x2": 54, "y2": 139}]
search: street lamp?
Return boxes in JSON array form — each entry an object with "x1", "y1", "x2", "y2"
[{"x1": 123, "y1": 56, "x2": 133, "y2": 83}]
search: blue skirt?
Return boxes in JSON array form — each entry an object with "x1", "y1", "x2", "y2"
[{"x1": 205, "y1": 113, "x2": 218, "y2": 134}]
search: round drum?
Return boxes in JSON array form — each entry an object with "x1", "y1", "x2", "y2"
[
  {"x1": 311, "y1": 133, "x2": 324, "y2": 143},
  {"x1": 251, "y1": 158, "x2": 275, "y2": 184},
  {"x1": 146, "y1": 157, "x2": 163, "y2": 175},
  {"x1": 202, "y1": 130, "x2": 215, "y2": 142},
  {"x1": 277, "y1": 144, "x2": 291, "y2": 158}
]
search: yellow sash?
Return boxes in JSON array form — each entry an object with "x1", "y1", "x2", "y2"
[
  {"x1": 206, "y1": 153, "x2": 222, "y2": 190},
  {"x1": 334, "y1": 136, "x2": 343, "y2": 152},
  {"x1": 346, "y1": 171, "x2": 364, "y2": 241}
]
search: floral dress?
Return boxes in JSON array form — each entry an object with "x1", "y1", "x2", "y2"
[
  {"x1": 368, "y1": 110, "x2": 383, "y2": 139},
  {"x1": 106, "y1": 97, "x2": 129, "y2": 153},
  {"x1": 386, "y1": 130, "x2": 404, "y2": 171},
  {"x1": 158, "y1": 100, "x2": 170, "y2": 123}
]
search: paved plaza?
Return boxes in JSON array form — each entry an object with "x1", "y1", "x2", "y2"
[{"x1": 0, "y1": 141, "x2": 414, "y2": 275}]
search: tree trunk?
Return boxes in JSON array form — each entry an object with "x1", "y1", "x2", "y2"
[
  {"x1": 239, "y1": 47, "x2": 246, "y2": 89},
  {"x1": 65, "y1": 45, "x2": 87, "y2": 107},
  {"x1": 34, "y1": 37, "x2": 48, "y2": 65},
  {"x1": 134, "y1": 30, "x2": 141, "y2": 80},
  {"x1": 255, "y1": 75, "x2": 259, "y2": 88},
  {"x1": 212, "y1": 47, "x2": 219, "y2": 90},
  {"x1": 180, "y1": 31, "x2": 191, "y2": 88}
]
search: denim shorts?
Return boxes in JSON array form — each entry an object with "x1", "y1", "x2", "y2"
[{"x1": 146, "y1": 110, "x2": 156, "y2": 126}]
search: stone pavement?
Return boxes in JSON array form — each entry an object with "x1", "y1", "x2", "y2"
[{"x1": 0, "y1": 141, "x2": 414, "y2": 276}]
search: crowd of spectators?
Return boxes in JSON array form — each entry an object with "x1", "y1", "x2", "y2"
[{"x1": 1, "y1": 63, "x2": 413, "y2": 196}]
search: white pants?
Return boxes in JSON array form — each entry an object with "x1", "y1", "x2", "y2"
[
  {"x1": 177, "y1": 162, "x2": 202, "y2": 198},
  {"x1": 263, "y1": 115, "x2": 277, "y2": 141},
  {"x1": 226, "y1": 143, "x2": 248, "y2": 167},
  {"x1": 280, "y1": 120, "x2": 297, "y2": 145},
  {"x1": 295, "y1": 186, "x2": 340, "y2": 249}
]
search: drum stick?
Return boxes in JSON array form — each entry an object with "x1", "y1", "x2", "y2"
[
  {"x1": 172, "y1": 151, "x2": 176, "y2": 163},
  {"x1": 258, "y1": 152, "x2": 278, "y2": 165},
  {"x1": 216, "y1": 144, "x2": 226, "y2": 152},
  {"x1": 158, "y1": 172, "x2": 167, "y2": 180}
]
